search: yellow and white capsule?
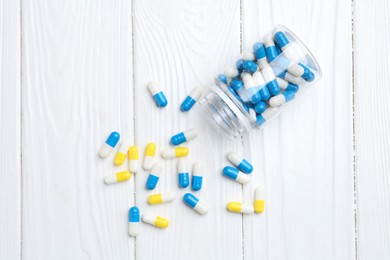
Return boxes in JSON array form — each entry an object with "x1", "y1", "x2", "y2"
[
  {"x1": 147, "y1": 193, "x2": 175, "y2": 205},
  {"x1": 227, "y1": 202, "x2": 254, "y2": 214},
  {"x1": 128, "y1": 146, "x2": 139, "y2": 173},
  {"x1": 161, "y1": 147, "x2": 189, "y2": 159},
  {"x1": 104, "y1": 170, "x2": 131, "y2": 184},
  {"x1": 254, "y1": 186, "x2": 265, "y2": 213},
  {"x1": 114, "y1": 140, "x2": 131, "y2": 166},
  {"x1": 142, "y1": 214, "x2": 169, "y2": 229},
  {"x1": 143, "y1": 142, "x2": 156, "y2": 170}
]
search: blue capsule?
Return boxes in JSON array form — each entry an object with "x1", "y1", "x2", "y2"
[
  {"x1": 298, "y1": 63, "x2": 315, "y2": 82},
  {"x1": 181, "y1": 86, "x2": 203, "y2": 112},
  {"x1": 266, "y1": 79, "x2": 280, "y2": 96},
  {"x1": 99, "y1": 131, "x2": 120, "y2": 158},
  {"x1": 264, "y1": 34, "x2": 279, "y2": 63},
  {"x1": 106, "y1": 132, "x2": 120, "y2": 147},
  {"x1": 222, "y1": 166, "x2": 250, "y2": 184},
  {"x1": 147, "y1": 81, "x2": 168, "y2": 108},
  {"x1": 253, "y1": 42, "x2": 266, "y2": 60},
  {"x1": 191, "y1": 162, "x2": 203, "y2": 191},
  {"x1": 183, "y1": 193, "x2": 208, "y2": 215},
  {"x1": 254, "y1": 101, "x2": 267, "y2": 114},
  {"x1": 146, "y1": 162, "x2": 162, "y2": 190},
  {"x1": 227, "y1": 152, "x2": 253, "y2": 174},
  {"x1": 259, "y1": 86, "x2": 271, "y2": 101},
  {"x1": 230, "y1": 78, "x2": 244, "y2": 91},
  {"x1": 177, "y1": 159, "x2": 189, "y2": 188},
  {"x1": 129, "y1": 206, "x2": 140, "y2": 222},
  {"x1": 242, "y1": 61, "x2": 258, "y2": 73},
  {"x1": 171, "y1": 128, "x2": 197, "y2": 146}
]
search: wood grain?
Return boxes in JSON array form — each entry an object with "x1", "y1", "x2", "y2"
[
  {"x1": 241, "y1": 0, "x2": 355, "y2": 259},
  {"x1": 133, "y1": 0, "x2": 244, "y2": 259},
  {"x1": 0, "y1": 0, "x2": 21, "y2": 259},
  {"x1": 355, "y1": 0, "x2": 390, "y2": 259},
  {"x1": 22, "y1": 0, "x2": 134, "y2": 259}
]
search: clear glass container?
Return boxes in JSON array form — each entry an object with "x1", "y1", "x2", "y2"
[{"x1": 199, "y1": 25, "x2": 322, "y2": 139}]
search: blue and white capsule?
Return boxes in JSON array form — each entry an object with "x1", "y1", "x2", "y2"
[
  {"x1": 183, "y1": 193, "x2": 208, "y2": 215},
  {"x1": 242, "y1": 51, "x2": 256, "y2": 61},
  {"x1": 251, "y1": 71, "x2": 270, "y2": 102},
  {"x1": 241, "y1": 72, "x2": 262, "y2": 103},
  {"x1": 223, "y1": 166, "x2": 250, "y2": 184},
  {"x1": 278, "y1": 70, "x2": 302, "y2": 85},
  {"x1": 191, "y1": 162, "x2": 203, "y2": 191},
  {"x1": 147, "y1": 81, "x2": 168, "y2": 108},
  {"x1": 146, "y1": 162, "x2": 163, "y2": 190},
  {"x1": 99, "y1": 131, "x2": 120, "y2": 158},
  {"x1": 242, "y1": 60, "x2": 258, "y2": 73},
  {"x1": 269, "y1": 91, "x2": 295, "y2": 107},
  {"x1": 227, "y1": 152, "x2": 253, "y2": 174},
  {"x1": 170, "y1": 128, "x2": 198, "y2": 146},
  {"x1": 181, "y1": 86, "x2": 203, "y2": 112},
  {"x1": 128, "y1": 206, "x2": 140, "y2": 237},
  {"x1": 224, "y1": 67, "x2": 240, "y2": 79},
  {"x1": 264, "y1": 33, "x2": 279, "y2": 63},
  {"x1": 256, "y1": 107, "x2": 279, "y2": 126},
  {"x1": 177, "y1": 159, "x2": 189, "y2": 188},
  {"x1": 276, "y1": 77, "x2": 299, "y2": 93}
]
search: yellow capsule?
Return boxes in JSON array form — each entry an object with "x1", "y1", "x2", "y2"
[
  {"x1": 142, "y1": 214, "x2": 169, "y2": 229},
  {"x1": 227, "y1": 202, "x2": 254, "y2": 214},
  {"x1": 104, "y1": 170, "x2": 131, "y2": 184},
  {"x1": 143, "y1": 143, "x2": 156, "y2": 170},
  {"x1": 161, "y1": 147, "x2": 189, "y2": 158},
  {"x1": 128, "y1": 146, "x2": 139, "y2": 159},
  {"x1": 147, "y1": 193, "x2": 175, "y2": 205},
  {"x1": 254, "y1": 200, "x2": 265, "y2": 214},
  {"x1": 145, "y1": 143, "x2": 156, "y2": 156},
  {"x1": 114, "y1": 140, "x2": 130, "y2": 166},
  {"x1": 254, "y1": 186, "x2": 265, "y2": 214}
]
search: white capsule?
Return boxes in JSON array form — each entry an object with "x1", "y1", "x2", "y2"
[
  {"x1": 242, "y1": 51, "x2": 255, "y2": 61},
  {"x1": 224, "y1": 67, "x2": 239, "y2": 78}
]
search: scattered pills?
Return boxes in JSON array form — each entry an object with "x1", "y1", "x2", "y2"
[
  {"x1": 222, "y1": 166, "x2": 250, "y2": 184},
  {"x1": 181, "y1": 86, "x2": 203, "y2": 112},
  {"x1": 147, "y1": 81, "x2": 168, "y2": 108},
  {"x1": 183, "y1": 193, "x2": 208, "y2": 215},
  {"x1": 104, "y1": 170, "x2": 131, "y2": 185},
  {"x1": 114, "y1": 140, "x2": 131, "y2": 166},
  {"x1": 227, "y1": 152, "x2": 253, "y2": 174},
  {"x1": 99, "y1": 131, "x2": 120, "y2": 158},
  {"x1": 254, "y1": 186, "x2": 265, "y2": 214},
  {"x1": 148, "y1": 193, "x2": 175, "y2": 205},
  {"x1": 227, "y1": 202, "x2": 254, "y2": 214},
  {"x1": 142, "y1": 214, "x2": 169, "y2": 229},
  {"x1": 191, "y1": 162, "x2": 203, "y2": 191},
  {"x1": 177, "y1": 159, "x2": 190, "y2": 188},
  {"x1": 146, "y1": 162, "x2": 162, "y2": 190},
  {"x1": 170, "y1": 128, "x2": 197, "y2": 146},
  {"x1": 128, "y1": 146, "x2": 139, "y2": 173},
  {"x1": 161, "y1": 147, "x2": 189, "y2": 159},
  {"x1": 128, "y1": 206, "x2": 140, "y2": 237},
  {"x1": 143, "y1": 142, "x2": 156, "y2": 170}
]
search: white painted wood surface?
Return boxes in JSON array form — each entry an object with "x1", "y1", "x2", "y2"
[
  {"x1": 355, "y1": 0, "x2": 390, "y2": 259},
  {"x1": 0, "y1": 1, "x2": 21, "y2": 259},
  {"x1": 1, "y1": 0, "x2": 390, "y2": 259}
]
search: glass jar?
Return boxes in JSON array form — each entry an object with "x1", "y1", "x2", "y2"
[{"x1": 199, "y1": 25, "x2": 322, "y2": 138}]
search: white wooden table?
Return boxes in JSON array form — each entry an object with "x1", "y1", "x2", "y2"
[{"x1": 1, "y1": 0, "x2": 389, "y2": 259}]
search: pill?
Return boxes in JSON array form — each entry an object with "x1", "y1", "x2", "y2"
[
  {"x1": 128, "y1": 146, "x2": 139, "y2": 173},
  {"x1": 147, "y1": 81, "x2": 168, "y2": 108},
  {"x1": 242, "y1": 51, "x2": 255, "y2": 61},
  {"x1": 218, "y1": 74, "x2": 228, "y2": 84},
  {"x1": 147, "y1": 193, "x2": 175, "y2": 205},
  {"x1": 227, "y1": 152, "x2": 253, "y2": 174},
  {"x1": 278, "y1": 70, "x2": 302, "y2": 85},
  {"x1": 224, "y1": 67, "x2": 239, "y2": 78},
  {"x1": 264, "y1": 33, "x2": 279, "y2": 63},
  {"x1": 236, "y1": 59, "x2": 244, "y2": 71},
  {"x1": 177, "y1": 159, "x2": 190, "y2": 188},
  {"x1": 181, "y1": 86, "x2": 203, "y2": 112},
  {"x1": 254, "y1": 101, "x2": 267, "y2": 114},
  {"x1": 251, "y1": 71, "x2": 270, "y2": 102},
  {"x1": 242, "y1": 60, "x2": 258, "y2": 73},
  {"x1": 256, "y1": 107, "x2": 279, "y2": 126},
  {"x1": 269, "y1": 90, "x2": 295, "y2": 107},
  {"x1": 161, "y1": 147, "x2": 189, "y2": 159},
  {"x1": 230, "y1": 78, "x2": 244, "y2": 92},
  {"x1": 253, "y1": 42, "x2": 268, "y2": 69},
  {"x1": 241, "y1": 72, "x2": 262, "y2": 103},
  {"x1": 254, "y1": 186, "x2": 266, "y2": 213},
  {"x1": 104, "y1": 170, "x2": 131, "y2": 185},
  {"x1": 128, "y1": 206, "x2": 140, "y2": 237},
  {"x1": 99, "y1": 131, "x2": 120, "y2": 158},
  {"x1": 183, "y1": 193, "x2": 208, "y2": 215},
  {"x1": 114, "y1": 140, "x2": 131, "y2": 166},
  {"x1": 191, "y1": 162, "x2": 203, "y2": 191},
  {"x1": 227, "y1": 202, "x2": 254, "y2": 214},
  {"x1": 222, "y1": 166, "x2": 250, "y2": 184},
  {"x1": 142, "y1": 214, "x2": 169, "y2": 229},
  {"x1": 276, "y1": 77, "x2": 299, "y2": 92},
  {"x1": 146, "y1": 162, "x2": 162, "y2": 190},
  {"x1": 170, "y1": 128, "x2": 197, "y2": 146},
  {"x1": 143, "y1": 142, "x2": 156, "y2": 170}
]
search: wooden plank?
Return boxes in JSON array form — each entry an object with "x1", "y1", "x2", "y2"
[
  {"x1": 355, "y1": 0, "x2": 390, "y2": 259},
  {"x1": 241, "y1": 0, "x2": 355, "y2": 259},
  {"x1": 22, "y1": 0, "x2": 134, "y2": 259},
  {"x1": 133, "y1": 0, "x2": 243, "y2": 259},
  {"x1": 0, "y1": 0, "x2": 21, "y2": 259}
]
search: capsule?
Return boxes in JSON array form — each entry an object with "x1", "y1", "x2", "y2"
[
  {"x1": 254, "y1": 101, "x2": 267, "y2": 114},
  {"x1": 251, "y1": 71, "x2": 270, "y2": 102},
  {"x1": 128, "y1": 206, "x2": 140, "y2": 237},
  {"x1": 278, "y1": 70, "x2": 302, "y2": 85},
  {"x1": 143, "y1": 142, "x2": 156, "y2": 170},
  {"x1": 227, "y1": 202, "x2": 254, "y2": 214},
  {"x1": 128, "y1": 146, "x2": 139, "y2": 173},
  {"x1": 104, "y1": 170, "x2": 131, "y2": 184},
  {"x1": 241, "y1": 72, "x2": 262, "y2": 103},
  {"x1": 254, "y1": 186, "x2": 266, "y2": 213},
  {"x1": 256, "y1": 107, "x2": 279, "y2": 126},
  {"x1": 227, "y1": 152, "x2": 253, "y2": 174},
  {"x1": 191, "y1": 162, "x2": 203, "y2": 191},
  {"x1": 99, "y1": 131, "x2": 120, "y2": 158},
  {"x1": 269, "y1": 91, "x2": 295, "y2": 108},
  {"x1": 114, "y1": 140, "x2": 130, "y2": 166},
  {"x1": 222, "y1": 166, "x2": 250, "y2": 184},
  {"x1": 224, "y1": 67, "x2": 239, "y2": 78},
  {"x1": 146, "y1": 162, "x2": 162, "y2": 190},
  {"x1": 147, "y1": 81, "x2": 168, "y2": 108},
  {"x1": 230, "y1": 78, "x2": 244, "y2": 92},
  {"x1": 236, "y1": 59, "x2": 244, "y2": 71},
  {"x1": 161, "y1": 147, "x2": 189, "y2": 159},
  {"x1": 242, "y1": 60, "x2": 258, "y2": 73},
  {"x1": 177, "y1": 159, "x2": 190, "y2": 188},
  {"x1": 276, "y1": 77, "x2": 299, "y2": 92},
  {"x1": 142, "y1": 214, "x2": 169, "y2": 229},
  {"x1": 242, "y1": 51, "x2": 255, "y2": 61},
  {"x1": 263, "y1": 34, "x2": 279, "y2": 63},
  {"x1": 148, "y1": 193, "x2": 175, "y2": 205},
  {"x1": 170, "y1": 128, "x2": 197, "y2": 146},
  {"x1": 181, "y1": 86, "x2": 203, "y2": 112},
  {"x1": 183, "y1": 193, "x2": 208, "y2": 215}
]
